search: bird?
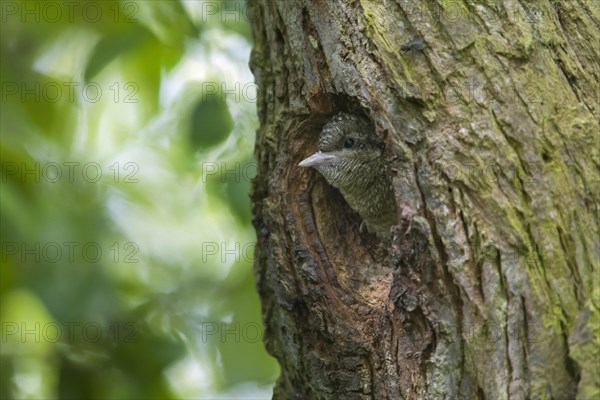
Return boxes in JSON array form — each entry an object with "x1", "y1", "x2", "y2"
[{"x1": 299, "y1": 112, "x2": 398, "y2": 239}]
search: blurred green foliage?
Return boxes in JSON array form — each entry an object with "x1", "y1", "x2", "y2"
[{"x1": 0, "y1": 1, "x2": 278, "y2": 399}]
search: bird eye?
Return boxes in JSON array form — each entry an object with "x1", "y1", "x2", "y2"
[{"x1": 344, "y1": 138, "x2": 355, "y2": 148}]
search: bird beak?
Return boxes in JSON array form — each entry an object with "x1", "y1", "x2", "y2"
[{"x1": 298, "y1": 151, "x2": 337, "y2": 167}]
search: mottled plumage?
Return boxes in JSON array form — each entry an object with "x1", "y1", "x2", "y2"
[{"x1": 299, "y1": 112, "x2": 397, "y2": 238}]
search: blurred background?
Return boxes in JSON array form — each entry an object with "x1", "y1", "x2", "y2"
[{"x1": 1, "y1": 1, "x2": 279, "y2": 398}]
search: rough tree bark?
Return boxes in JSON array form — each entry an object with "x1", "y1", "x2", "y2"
[{"x1": 249, "y1": 1, "x2": 599, "y2": 398}]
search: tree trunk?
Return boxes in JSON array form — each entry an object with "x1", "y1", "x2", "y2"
[{"x1": 249, "y1": 1, "x2": 599, "y2": 398}]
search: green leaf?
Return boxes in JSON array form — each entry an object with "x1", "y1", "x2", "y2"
[
  {"x1": 84, "y1": 26, "x2": 149, "y2": 82},
  {"x1": 189, "y1": 95, "x2": 233, "y2": 150}
]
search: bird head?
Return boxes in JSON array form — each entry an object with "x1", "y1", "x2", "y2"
[
  {"x1": 298, "y1": 112, "x2": 385, "y2": 188},
  {"x1": 298, "y1": 112, "x2": 397, "y2": 238}
]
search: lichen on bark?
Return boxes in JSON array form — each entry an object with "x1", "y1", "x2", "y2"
[{"x1": 249, "y1": 1, "x2": 599, "y2": 398}]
